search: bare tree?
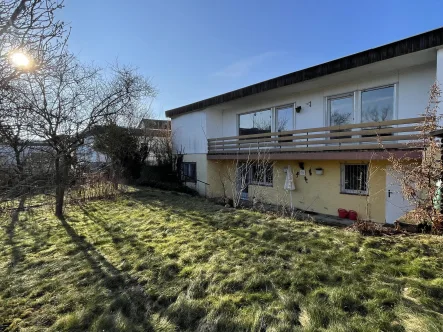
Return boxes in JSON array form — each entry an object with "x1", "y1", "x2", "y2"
[
  {"x1": 0, "y1": 89, "x2": 31, "y2": 180},
  {"x1": 331, "y1": 111, "x2": 352, "y2": 125},
  {"x1": 217, "y1": 146, "x2": 273, "y2": 208},
  {"x1": 363, "y1": 106, "x2": 391, "y2": 122},
  {"x1": 0, "y1": 0, "x2": 65, "y2": 89},
  {"x1": 382, "y1": 82, "x2": 442, "y2": 232},
  {"x1": 10, "y1": 53, "x2": 156, "y2": 216}
]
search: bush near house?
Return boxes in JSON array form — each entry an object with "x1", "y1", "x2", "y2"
[{"x1": 1, "y1": 188, "x2": 443, "y2": 331}]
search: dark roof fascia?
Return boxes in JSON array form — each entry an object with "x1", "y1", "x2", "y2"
[{"x1": 165, "y1": 27, "x2": 443, "y2": 118}]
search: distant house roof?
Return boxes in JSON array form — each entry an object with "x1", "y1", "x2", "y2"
[
  {"x1": 165, "y1": 27, "x2": 443, "y2": 118},
  {"x1": 84, "y1": 123, "x2": 170, "y2": 138},
  {"x1": 138, "y1": 118, "x2": 170, "y2": 130}
]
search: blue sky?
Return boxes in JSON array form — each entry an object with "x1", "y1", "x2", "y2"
[{"x1": 60, "y1": 0, "x2": 443, "y2": 119}]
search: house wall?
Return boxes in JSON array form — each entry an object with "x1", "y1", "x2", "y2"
[
  {"x1": 206, "y1": 109, "x2": 223, "y2": 139},
  {"x1": 172, "y1": 111, "x2": 207, "y2": 154},
  {"x1": 211, "y1": 63, "x2": 436, "y2": 138},
  {"x1": 182, "y1": 154, "x2": 209, "y2": 196},
  {"x1": 207, "y1": 159, "x2": 389, "y2": 223},
  {"x1": 171, "y1": 62, "x2": 436, "y2": 150},
  {"x1": 170, "y1": 57, "x2": 437, "y2": 220}
]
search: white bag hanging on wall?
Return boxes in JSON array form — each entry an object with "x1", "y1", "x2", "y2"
[{"x1": 284, "y1": 165, "x2": 295, "y2": 209}]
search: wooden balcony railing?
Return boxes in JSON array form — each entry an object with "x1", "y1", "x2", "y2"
[{"x1": 208, "y1": 117, "x2": 425, "y2": 155}]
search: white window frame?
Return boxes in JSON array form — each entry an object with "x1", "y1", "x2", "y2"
[
  {"x1": 326, "y1": 92, "x2": 356, "y2": 126},
  {"x1": 237, "y1": 108, "x2": 273, "y2": 135},
  {"x1": 275, "y1": 103, "x2": 296, "y2": 133},
  {"x1": 181, "y1": 162, "x2": 197, "y2": 183},
  {"x1": 359, "y1": 84, "x2": 397, "y2": 124},
  {"x1": 325, "y1": 83, "x2": 398, "y2": 126},
  {"x1": 340, "y1": 163, "x2": 369, "y2": 195},
  {"x1": 237, "y1": 103, "x2": 297, "y2": 135},
  {"x1": 249, "y1": 163, "x2": 274, "y2": 187}
]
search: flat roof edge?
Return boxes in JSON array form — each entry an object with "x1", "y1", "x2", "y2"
[{"x1": 166, "y1": 27, "x2": 443, "y2": 118}]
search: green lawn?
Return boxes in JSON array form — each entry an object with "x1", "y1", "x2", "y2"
[{"x1": 1, "y1": 188, "x2": 443, "y2": 332}]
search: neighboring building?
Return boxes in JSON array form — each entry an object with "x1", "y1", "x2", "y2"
[
  {"x1": 138, "y1": 119, "x2": 171, "y2": 165},
  {"x1": 138, "y1": 119, "x2": 171, "y2": 130},
  {"x1": 78, "y1": 120, "x2": 172, "y2": 166},
  {"x1": 76, "y1": 135, "x2": 108, "y2": 166},
  {"x1": 166, "y1": 28, "x2": 443, "y2": 224}
]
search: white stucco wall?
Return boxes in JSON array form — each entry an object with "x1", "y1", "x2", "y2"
[
  {"x1": 206, "y1": 109, "x2": 223, "y2": 139},
  {"x1": 210, "y1": 62, "x2": 436, "y2": 137},
  {"x1": 172, "y1": 111, "x2": 207, "y2": 154},
  {"x1": 170, "y1": 55, "x2": 438, "y2": 155},
  {"x1": 398, "y1": 63, "x2": 437, "y2": 119}
]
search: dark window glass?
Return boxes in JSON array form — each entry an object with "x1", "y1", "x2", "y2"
[
  {"x1": 239, "y1": 109, "x2": 272, "y2": 136},
  {"x1": 181, "y1": 162, "x2": 196, "y2": 182},
  {"x1": 276, "y1": 105, "x2": 293, "y2": 132},
  {"x1": 342, "y1": 164, "x2": 368, "y2": 194},
  {"x1": 361, "y1": 86, "x2": 394, "y2": 123},
  {"x1": 251, "y1": 163, "x2": 273, "y2": 186},
  {"x1": 329, "y1": 95, "x2": 353, "y2": 126},
  {"x1": 329, "y1": 95, "x2": 354, "y2": 140}
]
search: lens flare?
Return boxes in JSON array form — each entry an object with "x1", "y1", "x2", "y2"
[{"x1": 10, "y1": 52, "x2": 31, "y2": 68}]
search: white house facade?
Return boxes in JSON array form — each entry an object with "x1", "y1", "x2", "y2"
[{"x1": 167, "y1": 28, "x2": 443, "y2": 224}]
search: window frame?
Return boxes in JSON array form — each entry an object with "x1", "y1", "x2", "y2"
[
  {"x1": 326, "y1": 92, "x2": 356, "y2": 127},
  {"x1": 249, "y1": 163, "x2": 274, "y2": 187},
  {"x1": 340, "y1": 163, "x2": 369, "y2": 195},
  {"x1": 237, "y1": 103, "x2": 296, "y2": 136},
  {"x1": 238, "y1": 108, "x2": 273, "y2": 136},
  {"x1": 360, "y1": 84, "x2": 396, "y2": 124},
  {"x1": 181, "y1": 162, "x2": 197, "y2": 183},
  {"x1": 275, "y1": 104, "x2": 295, "y2": 133},
  {"x1": 325, "y1": 83, "x2": 398, "y2": 127}
]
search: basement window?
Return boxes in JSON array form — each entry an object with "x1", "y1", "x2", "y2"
[
  {"x1": 250, "y1": 163, "x2": 273, "y2": 186},
  {"x1": 181, "y1": 162, "x2": 196, "y2": 183},
  {"x1": 340, "y1": 164, "x2": 368, "y2": 195}
]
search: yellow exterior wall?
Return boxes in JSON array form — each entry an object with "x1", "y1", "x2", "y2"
[
  {"x1": 182, "y1": 154, "x2": 208, "y2": 196},
  {"x1": 206, "y1": 159, "x2": 389, "y2": 224}
]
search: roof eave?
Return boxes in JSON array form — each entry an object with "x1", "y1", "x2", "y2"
[{"x1": 165, "y1": 27, "x2": 443, "y2": 118}]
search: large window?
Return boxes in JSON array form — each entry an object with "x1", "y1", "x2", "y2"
[
  {"x1": 327, "y1": 85, "x2": 396, "y2": 126},
  {"x1": 361, "y1": 86, "x2": 394, "y2": 123},
  {"x1": 276, "y1": 105, "x2": 294, "y2": 132},
  {"x1": 181, "y1": 162, "x2": 196, "y2": 182},
  {"x1": 340, "y1": 164, "x2": 368, "y2": 195},
  {"x1": 239, "y1": 109, "x2": 272, "y2": 136},
  {"x1": 251, "y1": 163, "x2": 273, "y2": 186},
  {"x1": 328, "y1": 94, "x2": 354, "y2": 126}
]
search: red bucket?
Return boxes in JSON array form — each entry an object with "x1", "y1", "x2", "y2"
[
  {"x1": 338, "y1": 208, "x2": 348, "y2": 218},
  {"x1": 348, "y1": 210, "x2": 358, "y2": 221}
]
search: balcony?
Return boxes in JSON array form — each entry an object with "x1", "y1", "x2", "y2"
[{"x1": 207, "y1": 117, "x2": 425, "y2": 160}]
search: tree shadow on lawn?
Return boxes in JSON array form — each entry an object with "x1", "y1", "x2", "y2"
[
  {"x1": 79, "y1": 205, "x2": 149, "y2": 259},
  {"x1": 58, "y1": 215, "x2": 155, "y2": 330},
  {"x1": 126, "y1": 190, "x2": 352, "y2": 254},
  {"x1": 60, "y1": 211, "x2": 216, "y2": 331},
  {"x1": 5, "y1": 197, "x2": 26, "y2": 271},
  {"x1": 125, "y1": 190, "x2": 443, "y2": 306},
  {"x1": 77, "y1": 196, "x2": 282, "y2": 330},
  {"x1": 67, "y1": 189, "x2": 443, "y2": 330}
]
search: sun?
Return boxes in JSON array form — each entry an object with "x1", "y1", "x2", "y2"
[{"x1": 10, "y1": 52, "x2": 31, "y2": 68}]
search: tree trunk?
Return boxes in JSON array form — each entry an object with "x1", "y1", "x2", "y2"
[
  {"x1": 55, "y1": 155, "x2": 70, "y2": 218},
  {"x1": 54, "y1": 156, "x2": 63, "y2": 217}
]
